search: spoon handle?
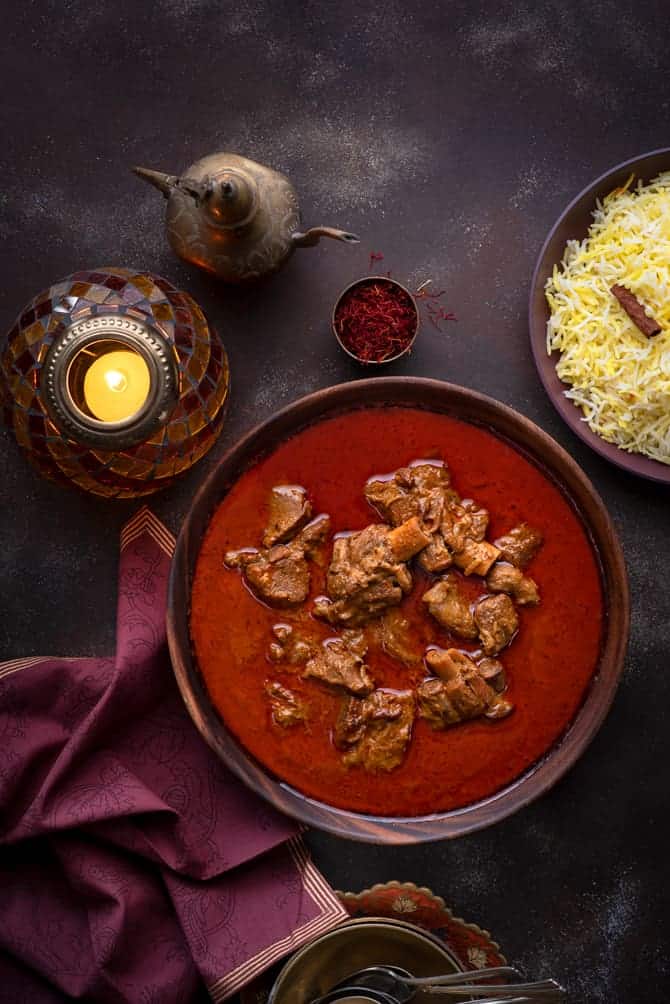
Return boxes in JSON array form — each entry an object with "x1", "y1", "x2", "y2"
[
  {"x1": 421, "y1": 986, "x2": 564, "y2": 1000},
  {"x1": 423, "y1": 980, "x2": 561, "y2": 993},
  {"x1": 406, "y1": 966, "x2": 523, "y2": 986},
  {"x1": 447, "y1": 999, "x2": 546, "y2": 1004}
]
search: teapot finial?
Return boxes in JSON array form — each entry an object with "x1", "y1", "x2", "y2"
[{"x1": 200, "y1": 168, "x2": 259, "y2": 228}]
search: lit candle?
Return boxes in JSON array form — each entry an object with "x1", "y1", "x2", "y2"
[{"x1": 83, "y1": 349, "x2": 151, "y2": 423}]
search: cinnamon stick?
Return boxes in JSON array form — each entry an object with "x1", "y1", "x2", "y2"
[{"x1": 611, "y1": 284, "x2": 661, "y2": 338}]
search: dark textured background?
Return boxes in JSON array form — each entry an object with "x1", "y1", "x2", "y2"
[{"x1": 1, "y1": 1, "x2": 669, "y2": 1001}]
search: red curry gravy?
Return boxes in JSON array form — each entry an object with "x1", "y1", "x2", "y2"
[{"x1": 191, "y1": 407, "x2": 604, "y2": 816}]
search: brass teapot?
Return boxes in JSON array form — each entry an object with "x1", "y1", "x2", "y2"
[{"x1": 133, "y1": 152, "x2": 359, "y2": 283}]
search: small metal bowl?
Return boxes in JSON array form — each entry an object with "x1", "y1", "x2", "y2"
[
  {"x1": 267, "y1": 917, "x2": 461, "y2": 1004},
  {"x1": 332, "y1": 276, "x2": 420, "y2": 366}
]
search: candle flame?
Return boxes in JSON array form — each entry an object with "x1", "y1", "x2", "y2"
[{"x1": 104, "y1": 369, "x2": 128, "y2": 393}]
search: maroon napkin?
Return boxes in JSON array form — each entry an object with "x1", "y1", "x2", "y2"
[{"x1": 0, "y1": 508, "x2": 346, "y2": 1003}]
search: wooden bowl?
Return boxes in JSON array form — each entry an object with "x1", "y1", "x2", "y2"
[
  {"x1": 166, "y1": 377, "x2": 629, "y2": 843},
  {"x1": 529, "y1": 146, "x2": 670, "y2": 483}
]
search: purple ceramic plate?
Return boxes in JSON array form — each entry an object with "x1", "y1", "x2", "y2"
[{"x1": 529, "y1": 146, "x2": 670, "y2": 483}]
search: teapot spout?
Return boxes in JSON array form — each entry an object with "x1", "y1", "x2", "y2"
[
  {"x1": 292, "y1": 226, "x2": 360, "y2": 248},
  {"x1": 132, "y1": 166, "x2": 180, "y2": 198}
]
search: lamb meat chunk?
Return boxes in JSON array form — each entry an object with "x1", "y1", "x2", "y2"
[
  {"x1": 268, "y1": 623, "x2": 314, "y2": 665},
  {"x1": 334, "y1": 689, "x2": 414, "y2": 772},
  {"x1": 262, "y1": 485, "x2": 312, "y2": 547},
  {"x1": 418, "y1": 535, "x2": 453, "y2": 574},
  {"x1": 223, "y1": 548, "x2": 259, "y2": 569},
  {"x1": 425, "y1": 670, "x2": 486, "y2": 721},
  {"x1": 487, "y1": 561, "x2": 540, "y2": 606},
  {"x1": 441, "y1": 498, "x2": 490, "y2": 552},
  {"x1": 241, "y1": 543, "x2": 310, "y2": 608},
  {"x1": 423, "y1": 647, "x2": 513, "y2": 723},
  {"x1": 460, "y1": 499, "x2": 490, "y2": 541},
  {"x1": 419, "y1": 674, "x2": 514, "y2": 730},
  {"x1": 365, "y1": 462, "x2": 457, "y2": 572},
  {"x1": 426, "y1": 646, "x2": 476, "y2": 682},
  {"x1": 400, "y1": 461, "x2": 452, "y2": 492},
  {"x1": 416, "y1": 677, "x2": 462, "y2": 727},
  {"x1": 314, "y1": 577, "x2": 402, "y2": 628},
  {"x1": 225, "y1": 514, "x2": 331, "y2": 609},
  {"x1": 400, "y1": 462, "x2": 456, "y2": 531},
  {"x1": 418, "y1": 673, "x2": 490, "y2": 726},
  {"x1": 375, "y1": 608, "x2": 423, "y2": 666},
  {"x1": 293, "y1": 513, "x2": 331, "y2": 557},
  {"x1": 364, "y1": 477, "x2": 416, "y2": 527},
  {"x1": 326, "y1": 525, "x2": 395, "y2": 595},
  {"x1": 314, "y1": 519, "x2": 425, "y2": 627},
  {"x1": 466, "y1": 677, "x2": 510, "y2": 719},
  {"x1": 265, "y1": 680, "x2": 308, "y2": 727},
  {"x1": 365, "y1": 461, "x2": 452, "y2": 529},
  {"x1": 474, "y1": 594, "x2": 519, "y2": 655},
  {"x1": 303, "y1": 637, "x2": 374, "y2": 696},
  {"x1": 422, "y1": 574, "x2": 478, "y2": 639},
  {"x1": 465, "y1": 670, "x2": 513, "y2": 719},
  {"x1": 494, "y1": 523, "x2": 543, "y2": 568},
  {"x1": 441, "y1": 500, "x2": 484, "y2": 550},
  {"x1": 417, "y1": 528, "x2": 454, "y2": 573},
  {"x1": 452, "y1": 539, "x2": 500, "y2": 577},
  {"x1": 476, "y1": 656, "x2": 507, "y2": 693},
  {"x1": 438, "y1": 498, "x2": 499, "y2": 576},
  {"x1": 341, "y1": 629, "x2": 368, "y2": 658}
]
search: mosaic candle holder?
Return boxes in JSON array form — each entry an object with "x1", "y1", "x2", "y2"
[{"x1": 0, "y1": 268, "x2": 229, "y2": 498}]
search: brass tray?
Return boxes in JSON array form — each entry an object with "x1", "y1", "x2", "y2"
[{"x1": 242, "y1": 880, "x2": 506, "y2": 1003}]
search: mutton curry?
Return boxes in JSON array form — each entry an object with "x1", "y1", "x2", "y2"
[{"x1": 190, "y1": 407, "x2": 603, "y2": 816}]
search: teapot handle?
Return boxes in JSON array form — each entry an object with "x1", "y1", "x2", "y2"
[{"x1": 292, "y1": 227, "x2": 360, "y2": 248}]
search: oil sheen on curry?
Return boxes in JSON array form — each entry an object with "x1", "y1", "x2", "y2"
[{"x1": 191, "y1": 407, "x2": 603, "y2": 816}]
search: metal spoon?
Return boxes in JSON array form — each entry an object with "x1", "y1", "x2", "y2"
[
  {"x1": 324, "y1": 965, "x2": 565, "y2": 1002},
  {"x1": 328, "y1": 965, "x2": 521, "y2": 1002}
]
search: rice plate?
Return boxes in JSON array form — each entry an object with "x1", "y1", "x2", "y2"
[{"x1": 546, "y1": 171, "x2": 670, "y2": 465}]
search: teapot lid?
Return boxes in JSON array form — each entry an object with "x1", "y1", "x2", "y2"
[{"x1": 201, "y1": 168, "x2": 259, "y2": 228}]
